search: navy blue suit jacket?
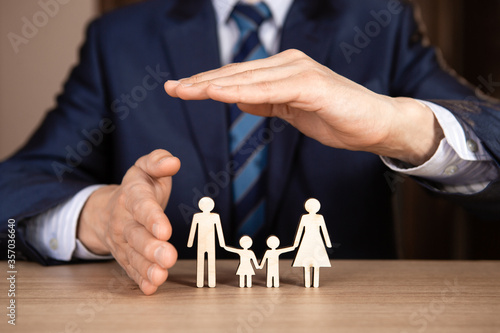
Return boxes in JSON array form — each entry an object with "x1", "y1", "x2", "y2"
[{"x1": 1, "y1": 0, "x2": 500, "y2": 264}]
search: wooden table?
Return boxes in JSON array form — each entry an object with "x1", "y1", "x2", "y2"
[{"x1": 1, "y1": 260, "x2": 499, "y2": 333}]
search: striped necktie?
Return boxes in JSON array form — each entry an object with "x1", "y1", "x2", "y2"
[{"x1": 229, "y1": 2, "x2": 271, "y2": 237}]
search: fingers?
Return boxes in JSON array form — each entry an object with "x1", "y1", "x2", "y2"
[
  {"x1": 179, "y1": 50, "x2": 299, "y2": 83},
  {"x1": 126, "y1": 246, "x2": 169, "y2": 286},
  {"x1": 115, "y1": 249, "x2": 166, "y2": 295},
  {"x1": 117, "y1": 150, "x2": 179, "y2": 295},
  {"x1": 164, "y1": 49, "x2": 309, "y2": 99},
  {"x1": 168, "y1": 65, "x2": 302, "y2": 102},
  {"x1": 125, "y1": 229, "x2": 176, "y2": 294},
  {"x1": 167, "y1": 73, "x2": 301, "y2": 106},
  {"x1": 164, "y1": 50, "x2": 330, "y2": 116},
  {"x1": 206, "y1": 78, "x2": 299, "y2": 105},
  {"x1": 113, "y1": 223, "x2": 177, "y2": 295},
  {"x1": 124, "y1": 223, "x2": 177, "y2": 269},
  {"x1": 98, "y1": 149, "x2": 182, "y2": 295},
  {"x1": 122, "y1": 183, "x2": 173, "y2": 241},
  {"x1": 208, "y1": 65, "x2": 295, "y2": 86},
  {"x1": 174, "y1": 74, "x2": 319, "y2": 117}
]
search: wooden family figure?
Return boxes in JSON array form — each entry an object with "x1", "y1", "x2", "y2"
[
  {"x1": 187, "y1": 197, "x2": 332, "y2": 288},
  {"x1": 259, "y1": 236, "x2": 295, "y2": 287},
  {"x1": 187, "y1": 197, "x2": 225, "y2": 288},
  {"x1": 292, "y1": 198, "x2": 333, "y2": 288},
  {"x1": 224, "y1": 236, "x2": 259, "y2": 287}
]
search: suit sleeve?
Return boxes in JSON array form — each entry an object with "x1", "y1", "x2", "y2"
[
  {"x1": 389, "y1": 3, "x2": 500, "y2": 219},
  {"x1": 0, "y1": 18, "x2": 113, "y2": 264}
]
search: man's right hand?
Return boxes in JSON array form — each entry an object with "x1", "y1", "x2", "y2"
[{"x1": 77, "y1": 149, "x2": 181, "y2": 295}]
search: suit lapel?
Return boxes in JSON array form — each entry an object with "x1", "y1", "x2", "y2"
[
  {"x1": 267, "y1": 0, "x2": 340, "y2": 225},
  {"x1": 160, "y1": 0, "x2": 232, "y2": 228}
]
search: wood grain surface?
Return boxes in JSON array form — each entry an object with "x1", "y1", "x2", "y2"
[{"x1": 1, "y1": 260, "x2": 499, "y2": 333}]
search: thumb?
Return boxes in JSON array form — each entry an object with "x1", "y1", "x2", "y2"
[
  {"x1": 133, "y1": 149, "x2": 181, "y2": 208},
  {"x1": 135, "y1": 149, "x2": 181, "y2": 180}
]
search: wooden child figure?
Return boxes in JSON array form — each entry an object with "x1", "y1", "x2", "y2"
[
  {"x1": 224, "y1": 236, "x2": 259, "y2": 288},
  {"x1": 187, "y1": 197, "x2": 226, "y2": 288},
  {"x1": 292, "y1": 198, "x2": 332, "y2": 288},
  {"x1": 259, "y1": 235, "x2": 295, "y2": 288}
]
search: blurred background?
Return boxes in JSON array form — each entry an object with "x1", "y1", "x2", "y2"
[{"x1": 1, "y1": 0, "x2": 499, "y2": 259}]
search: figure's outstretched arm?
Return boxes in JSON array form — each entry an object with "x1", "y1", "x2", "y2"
[
  {"x1": 320, "y1": 217, "x2": 332, "y2": 248},
  {"x1": 251, "y1": 252, "x2": 259, "y2": 268},
  {"x1": 215, "y1": 217, "x2": 226, "y2": 248},
  {"x1": 293, "y1": 219, "x2": 305, "y2": 248},
  {"x1": 257, "y1": 254, "x2": 267, "y2": 270},
  {"x1": 277, "y1": 246, "x2": 296, "y2": 255},
  {"x1": 187, "y1": 217, "x2": 198, "y2": 248},
  {"x1": 224, "y1": 246, "x2": 240, "y2": 254}
]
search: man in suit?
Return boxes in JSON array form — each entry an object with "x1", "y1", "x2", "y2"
[{"x1": 1, "y1": 0, "x2": 499, "y2": 295}]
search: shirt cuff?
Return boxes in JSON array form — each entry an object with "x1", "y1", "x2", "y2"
[
  {"x1": 381, "y1": 101, "x2": 499, "y2": 194},
  {"x1": 25, "y1": 185, "x2": 113, "y2": 261}
]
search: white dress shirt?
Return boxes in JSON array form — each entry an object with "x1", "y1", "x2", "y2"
[{"x1": 25, "y1": 0, "x2": 499, "y2": 261}]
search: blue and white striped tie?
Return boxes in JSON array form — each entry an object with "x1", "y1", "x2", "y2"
[{"x1": 229, "y1": 2, "x2": 271, "y2": 237}]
